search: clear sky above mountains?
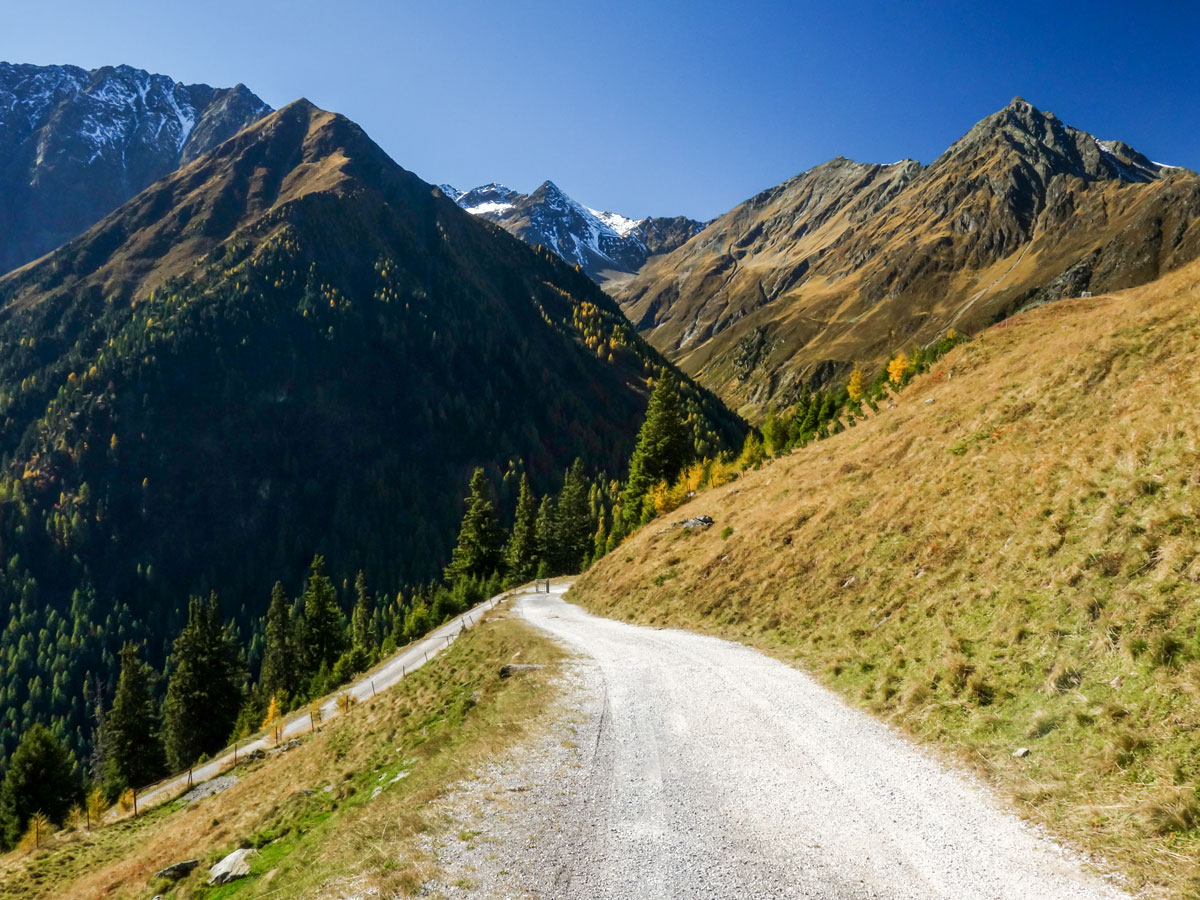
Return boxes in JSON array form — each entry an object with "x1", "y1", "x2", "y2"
[{"x1": 5, "y1": 0, "x2": 1198, "y2": 220}]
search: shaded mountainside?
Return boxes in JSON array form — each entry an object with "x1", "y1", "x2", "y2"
[
  {"x1": 0, "y1": 62, "x2": 271, "y2": 274},
  {"x1": 442, "y1": 180, "x2": 704, "y2": 283},
  {"x1": 0, "y1": 99, "x2": 743, "y2": 764},
  {"x1": 574, "y1": 258, "x2": 1200, "y2": 898},
  {"x1": 616, "y1": 98, "x2": 1200, "y2": 417}
]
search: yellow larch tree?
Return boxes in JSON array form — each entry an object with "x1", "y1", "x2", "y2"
[
  {"x1": 262, "y1": 695, "x2": 282, "y2": 744},
  {"x1": 847, "y1": 365, "x2": 865, "y2": 401}
]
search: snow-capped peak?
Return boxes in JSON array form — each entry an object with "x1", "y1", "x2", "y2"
[
  {"x1": 454, "y1": 182, "x2": 519, "y2": 216},
  {"x1": 444, "y1": 178, "x2": 701, "y2": 283}
]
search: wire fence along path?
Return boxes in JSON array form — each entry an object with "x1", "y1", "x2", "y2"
[{"x1": 132, "y1": 585, "x2": 528, "y2": 813}]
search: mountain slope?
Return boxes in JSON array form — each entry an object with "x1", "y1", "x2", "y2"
[
  {"x1": 574, "y1": 258, "x2": 1200, "y2": 897},
  {"x1": 443, "y1": 180, "x2": 704, "y2": 283},
  {"x1": 0, "y1": 99, "x2": 742, "y2": 766},
  {"x1": 0, "y1": 62, "x2": 271, "y2": 274},
  {"x1": 615, "y1": 98, "x2": 1200, "y2": 416}
]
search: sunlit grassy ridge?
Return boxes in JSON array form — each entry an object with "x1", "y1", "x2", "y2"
[
  {"x1": 573, "y1": 258, "x2": 1200, "y2": 899},
  {"x1": 0, "y1": 612, "x2": 563, "y2": 900}
]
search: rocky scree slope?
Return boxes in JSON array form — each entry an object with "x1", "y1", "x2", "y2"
[
  {"x1": 0, "y1": 61, "x2": 271, "y2": 274},
  {"x1": 616, "y1": 98, "x2": 1200, "y2": 416},
  {"x1": 442, "y1": 179, "x2": 704, "y2": 283}
]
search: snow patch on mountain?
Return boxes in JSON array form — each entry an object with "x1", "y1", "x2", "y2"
[
  {"x1": 588, "y1": 207, "x2": 641, "y2": 238},
  {"x1": 465, "y1": 200, "x2": 515, "y2": 215}
]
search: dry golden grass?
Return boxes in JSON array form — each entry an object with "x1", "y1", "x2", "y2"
[
  {"x1": 0, "y1": 612, "x2": 563, "y2": 900},
  {"x1": 574, "y1": 258, "x2": 1200, "y2": 899}
]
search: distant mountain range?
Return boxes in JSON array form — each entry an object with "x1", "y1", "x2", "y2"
[
  {"x1": 612, "y1": 98, "x2": 1200, "y2": 415},
  {"x1": 440, "y1": 180, "x2": 704, "y2": 283},
  {"x1": 0, "y1": 62, "x2": 271, "y2": 273}
]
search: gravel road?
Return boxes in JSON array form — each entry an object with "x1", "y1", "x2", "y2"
[{"x1": 428, "y1": 587, "x2": 1129, "y2": 899}]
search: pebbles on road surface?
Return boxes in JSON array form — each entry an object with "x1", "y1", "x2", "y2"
[{"x1": 425, "y1": 588, "x2": 1128, "y2": 900}]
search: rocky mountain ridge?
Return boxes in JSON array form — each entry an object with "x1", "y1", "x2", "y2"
[
  {"x1": 0, "y1": 61, "x2": 271, "y2": 273},
  {"x1": 613, "y1": 98, "x2": 1200, "y2": 416}
]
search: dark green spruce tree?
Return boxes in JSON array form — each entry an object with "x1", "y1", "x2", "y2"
[
  {"x1": 351, "y1": 571, "x2": 376, "y2": 656},
  {"x1": 298, "y1": 556, "x2": 348, "y2": 683},
  {"x1": 554, "y1": 460, "x2": 594, "y2": 574},
  {"x1": 162, "y1": 594, "x2": 245, "y2": 771},
  {"x1": 621, "y1": 367, "x2": 690, "y2": 527},
  {"x1": 259, "y1": 582, "x2": 298, "y2": 704},
  {"x1": 102, "y1": 642, "x2": 165, "y2": 798},
  {"x1": 444, "y1": 468, "x2": 505, "y2": 585},
  {"x1": 0, "y1": 724, "x2": 78, "y2": 849},
  {"x1": 533, "y1": 494, "x2": 558, "y2": 577},
  {"x1": 504, "y1": 473, "x2": 539, "y2": 585}
]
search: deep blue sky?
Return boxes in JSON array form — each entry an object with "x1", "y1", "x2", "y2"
[{"x1": 5, "y1": 0, "x2": 1198, "y2": 220}]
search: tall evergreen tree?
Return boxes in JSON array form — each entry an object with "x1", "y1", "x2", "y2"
[
  {"x1": 259, "y1": 582, "x2": 297, "y2": 704},
  {"x1": 762, "y1": 406, "x2": 788, "y2": 456},
  {"x1": 162, "y1": 594, "x2": 245, "y2": 771},
  {"x1": 351, "y1": 571, "x2": 376, "y2": 656},
  {"x1": 86, "y1": 677, "x2": 109, "y2": 789},
  {"x1": 102, "y1": 642, "x2": 165, "y2": 797},
  {"x1": 533, "y1": 495, "x2": 558, "y2": 577},
  {"x1": 298, "y1": 556, "x2": 348, "y2": 679},
  {"x1": 621, "y1": 368, "x2": 690, "y2": 527},
  {"x1": 0, "y1": 724, "x2": 78, "y2": 849},
  {"x1": 444, "y1": 469, "x2": 505, "y2": 585},
  {"x1": 504, "y1": 473, "x2": 539, "y2": 585},
  {"x1": 799, "y1": 391, "x2": 821, "y2": 437},
  {"x1": 554, "y1": 459, "x2": 594, "y2": 574}
]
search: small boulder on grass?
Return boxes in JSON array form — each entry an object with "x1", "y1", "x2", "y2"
[
  {"x1": 154, "y1": 859, "x2": 199, "y2": 880},
  {"x1": 209, "y1": 848, "x2": 258, "y2": 885}
]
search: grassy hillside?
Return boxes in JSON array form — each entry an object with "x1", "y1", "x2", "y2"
[
  {"x1": 0, "y1": 610, "x2": 562, "y2": 900},
  {"x1": 573, "y1": 258, "x2": 1200, "y2": 898}
]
